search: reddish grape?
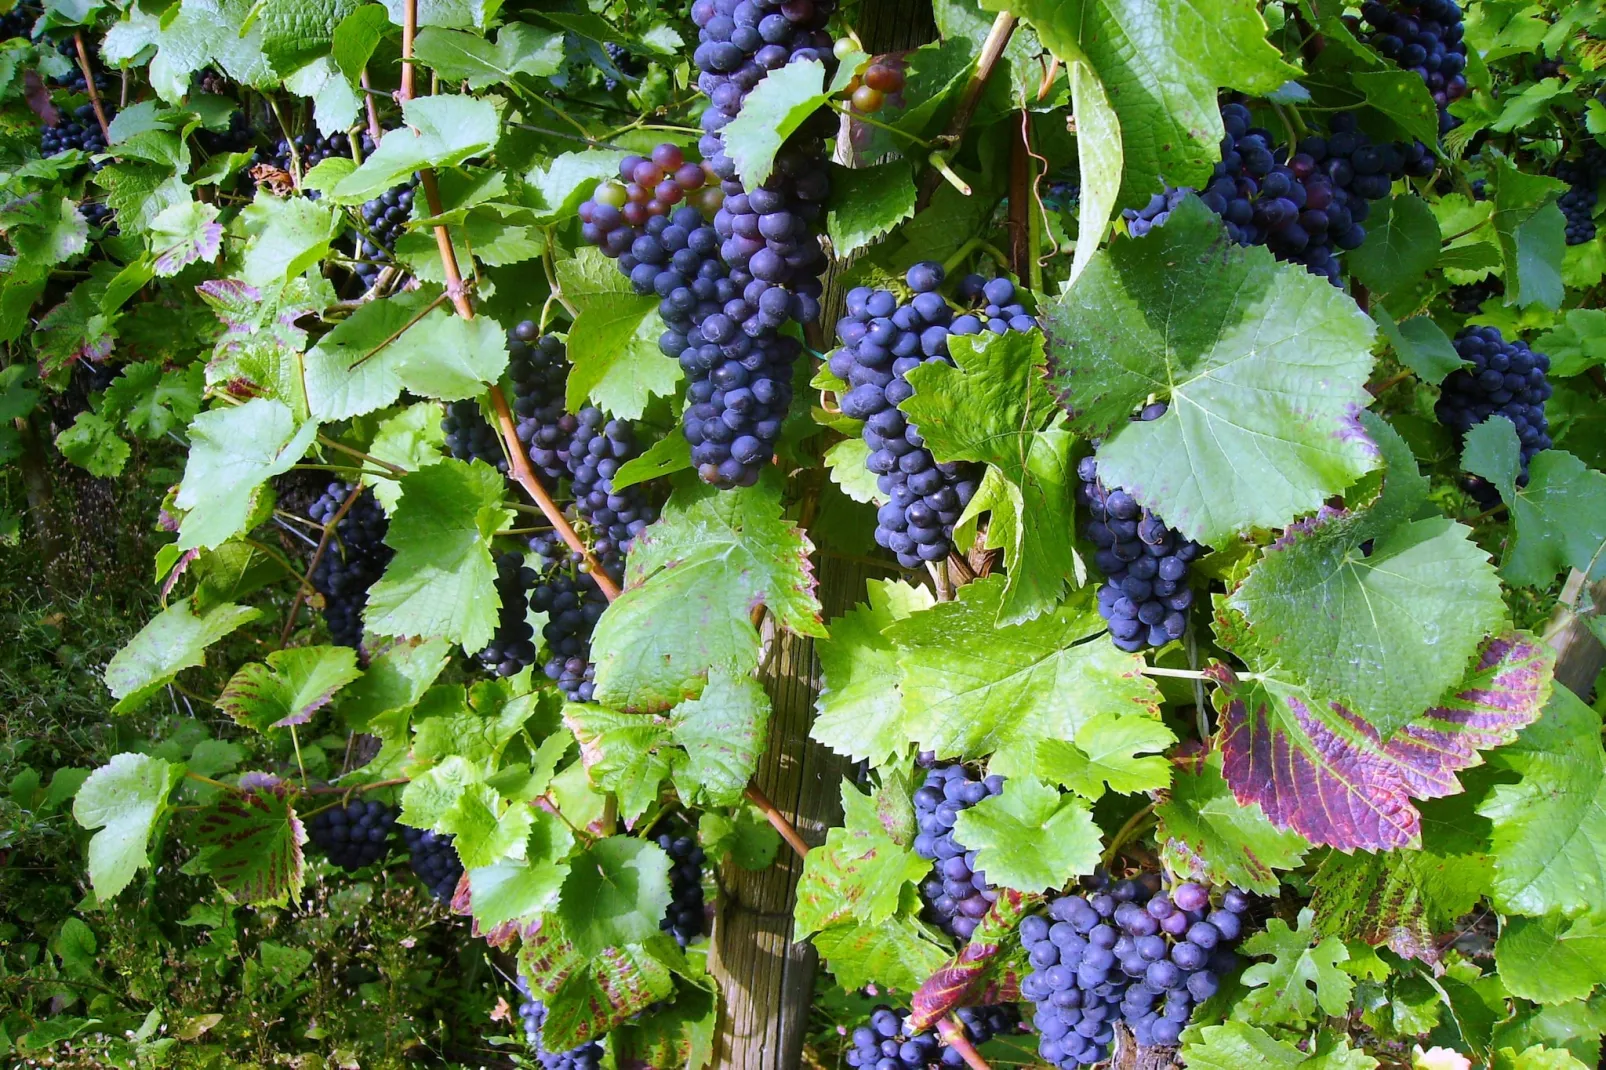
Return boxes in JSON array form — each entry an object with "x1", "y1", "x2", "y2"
[
  {"x1": 674, "y1": 162, "x2": 706, "y2": 191},
  {"x1": 578, "y1": 200, "x2": 595, "y2": 223},
  {"x1": 655, "y1": 179, "x2": 685, "y2": 205},
  {"x1": 623, "y1": 182, "x2": 648, "y2": 204},
  {"x1": 652, "y1": 143, "x2": 685, "y2": 170},
  {"x1": 645, "y1": 198, "x2": 668, "y2": 216},
  {"x1": 851, "y1": 85, "x2": 885, "y2": 113},
  {"x1": 864, "y1": 63, "x2": 903, "y2": 92},
  {"x1": 618, "y1": 155, "x2": 645, "y2": 182},
  {"x1": 632, "y1": 160, "x2": 665, "y2": 187},
  {"x1": 622, "y1": 201, "x2": 647, "y2": 226}
]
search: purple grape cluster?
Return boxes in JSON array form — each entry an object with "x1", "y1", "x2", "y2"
[
  {"x1": 1021, "y1": 876, "x2": 1250, "y2": 1065},
  {"x1": 1555, "y1": 146, "x2": 1604, "y2": 246},
  {"x1": 527, "y1": 536, "x2": 612, "y2": 702},
  {"x1": 40, "y1": 103, "x2": 108, "y2": 158},
  {"x1": 441, "y1": 400, "x2": 508, "y2": 473},
  {"x1": 833, "y1": 264, "x2": 1035, "y2": 569},
  {"x1": 308, "y1": 800, "x2": 396, "y2": 872},
  {"x1": 476, "y1": 552, "x2": 539, "y2": 677},
  {"x1": 1077, "y1": 405, "x2": 1201, "y2": 653},
  {"x1": 518, "y1": 978, "x2": 604, "y2": 1069},
  {"x1": 509, "y1": 324, "x2": 579, "y2": 484},
  {"x1": 657, "y1": 831, "x2": 707, "y2": 947},
  {"x1": 1355, "y1": 0, "x2": 1469, "y2": 135},
  {"x1": 1437, "y1": 327, "x2": 1552, "y2": 480},
  {"x1": 1125, "y1": 106, "x2": 1430, "y2": 284},
  {"x1": 401, "y1": 826, "x2": 463, "y2": 904},
  {"x1": 845, "y1": 1004, "x2": 1019, "y2": 1069},
  {"x1": 308, "y1": 483, "x2": 393, "y2": 651},
  {"x1": 913, "y1": 763, "x2": 1003, "y2": 941},
  {"x1": 354, "y1": 182, "x2": 415, "y2": 289},
  {"x1": 1449, "y1": 275, "x2": 1502, "y2": 314},
  {"x1": 260, "y1": 130, "x2": 375, "y2": 177}
]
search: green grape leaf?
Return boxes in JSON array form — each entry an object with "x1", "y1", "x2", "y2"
[
  {"x1": 196, "y1": 277, "x2": 322, "y2": 416},
  {"x1": 1067, "y1": 56, "x2": 1122, "y2": 283},
  {"x1": 1373, "y1": 306, "x2": 1465, "y2": 386},
  {"x1": 1184, "y1": 1023, "x2": 1378, "y2": 1070},
  {"x1": 1226, "y1": 421, "x2": 1504, "y2": 738},
  {"x1": 94, "y1": 162, "x2": 188, "y2": 235},
  {"x1": 72, "y1": 753, "x2": 184, "y2": 901},
  {"x1": 4, "y1": 192, "x2": 87, "y2": 272},
  {"x1": 438, "y1": 782, "x2": 535, "y2": 868},
  {"x1": 412, "y1": 23, "x2": 563, "y2": 89},
  {"x1": 377, "y1": 0, "x2": 494, "y2": 29},
  {"x1": 329, "y1": 95, "x2": 500, "y2": 203},
  {"x1": 174, "y1": 398, "x2": 318, "y2": 551},
  {"x1": 592, "y1": 479, "x2": 823, "y2": 712},
  {"x1": 1495, "y1": 915, "x2": 1606, "y2": 1005},
  {"x1": 1349, "y1": 194, "x2": 1441, "y2": 295},
  {"x1": 1214, "y1": 630, "x2": 1553, "y2": 851},
  {"x1": 1043, "y1": 196, "x2": 1378, "y2": 546},
  {"x1": 1308, "y1": 17, "x2": 1441, "y2": 146},
  {"x1": 1157, "y1": 751, "x2": 1310, "y2": 895},
  {"x1": 564, "y1": 705, "x2": 677, "y2": 824},
  {"x1": 526, "y1": 149, "x2": 632, "y2": 223},
  {"x1": 105, "y1": 601, "x2": 261, "y2": 713},
  {"x1": 1467, "y1": 446, "x2": 1606, "y2": 588},
  {"x1": 951, "y1": 775, "x2": 1101, "y2": 892},
  {"x1": 1536, "y1": 309, "x2": 1606, "y2": 379},
  {"x1": 147, "y1": 200, "x2": 222, "y2": 276},
  {"x1": 699, "y1": 805, "x2": 781, "y2": 870},
  {"x1": 610, "y1": 986, "x2": 716, "y2": 1070},
  {"x1": 400, "y1": 754, "x2": 482, "y2": 830},
  {"x1": 670, "y1": 667, "x2": 770, "y2": 808},
  {"x1": 1238, "y1": 908, "x2": 1355, "y2": 1027},
  {"x1": 283, "y1": 56, "x2": 361, "y2": 137},
  {"x1": 557, "y1": 837, "x2": 673, "y2": 955},
  {"x1": 795, "y1": 781, "x2": 932, "y2": 937},
  {"x1": 517, "y1": 914, "x2": 675, "y2": 1050},
  {"x1": 410, "y1": 681, "x2": 537, "y2": 768},
  {"x1": 1491, "y1": 150, "x2": 1568, "y2": 310},
  {"x1": 1027, "y1": 710, "x2": 1176, "y2": 799},
  {"x1": 826, "y1": 161, "x2": 917, "y2": 260},
  {"x1": 363, "y1": 460, "x2": 513, "y2": 651},
  {"x1": 467, "y1": 809, "x2": 575, "y2": 927},
  {"x1": 337, "y1": 638, "x2": 452, "y2": 731},
  {"x1": 903, "y1": 330, "x2": 1079, "y2": 623},
  {"x1": 217, "y1": 646, "x2": 362, "y2": 732},
  {"x1": 304, "y1": 288, "x2": 509, "y2": 420},
  {"x1": 192, "y1": 789, "x2": 307, "y2": 906},
  {"x1": 1492, "y1": 993, "x2": 1606, "y2": 1067},
  {"x1": 557, "y1": 247, "x2": 681, "y2": 420},
  {"x1": 1309, "y1": 848, "x2": 1489, "y2": 962},
  {"x1": 367, "y1": 403, "x2": 447, "y2": 512},
  {"x1": 721, "y1": 60, "x2": 829, "y2": 189},
  {"x1": 1480, "y1": 685, "x2": 1606, "y2": 919},
  {"x1": 809, "y1": 912, "x2": 954, "y2": 993},
  {"x1": 612, "y1": 432, "x2": 691, "y2": 492},
  {"x1": 102, "y1": 361, "x2": 202, "y2": 441},
  {"x1": 56, "y1": 411, "x2": 130, "y2": 478},
  {"x1": 1490, "y1": 1046, "x2": 1595, "y2": 1070},
  {"x1": 239, "y1": 191, "x2": 340, "y2": 289},
  {"x1": 887, "y1": 575, "x2": 1162, "y2": 762},
  {"x1": 981, "y1": 0, "x2": 1296, "y2": 205},
  {"x1": 812, "y1": 579, "x2": 936, "y2": 767}
]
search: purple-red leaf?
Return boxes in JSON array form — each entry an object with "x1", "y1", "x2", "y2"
[
  {"x1": 191, "y1": 789, "x2": 306, "y2": 905},
  {"x1": 1216, "y1": 631, "x2": 1552, "y2": 851},
  {"x1": 908, "y1": 889, "x2": 1035, "y2": 1031}
]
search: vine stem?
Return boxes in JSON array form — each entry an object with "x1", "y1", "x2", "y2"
[
  {"x1": 72, "y1": 32, "x2": 112, "y2": 144},
  {"x1": 279, "y1": 481, "x2": 364, "y2": 648},
  {"x1": 938, "y1": 1016, "x2": 993, "y2": 1070},
  {"x1": 184, "y1": 771, "x2": 236, "y2": 793},
  {"x1": 743, "y1": 782, "x2": 810, "y2": 860},
  {"x1": 359, "y1": 67, "x2": 383, "y2": 145},
  {"x1": 301, "y1": 777, "x2": 410, "y2": 796},
  {"x1": 1101, "y1": 801, "x2": 1158, "y2": 869},
  {"x1": 914, "y1": 11, "x2": 1017, "y2": 212},
  {"x1": 317, "y1": 435, "x2": 406, "y2": 475},
  {"x1": 399, "y1": 0, "x2": 418, "y2": 102}
]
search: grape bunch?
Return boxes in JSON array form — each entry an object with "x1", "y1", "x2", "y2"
[
  {"x1": 79, "y1": 201, "x2": 113, "y2": 232},
  {"x1": 1554, "y1": 148, "x2": 1604, "y2": 246},
  {"x1": 1020, "y1": 876, "x2": 1250, "y2": 1065},
  {"x1": 258, "y1": 130, "x2": 374, "y2": 178},
  {"x1": 833, "y1": 263, "x2": 1035, "y2": 570},
  {"x1": 845, "y1": 1003, "x2": 1016, "y2": 1069},
  {"x1": 476, "y1": 552, "x2": 539, "y2": 677},
  {"x1": 441, "y1": 400, "x2": 508, "y2": 473},
  {"x1": 1078, "y1": 405, "x2": 1202, "y2": 653},
  {"x1": 353, "y1": 182, "x2": 416, "y2": 289},
  {"x1": 602, "y1": 40, "x2": 642, "y2": 90},
  {"x1": 1449, "y1": 275, "x2": 1503, "y2": 314},
  {"x1": 912, "y1": 763, "x2": 1004, "y2": 941},
  {"x1": 40, "y1": 104, "x2": 108, "y2": 158},
  {"x1": 0, "y1": 4, "x2": 34, "y2": 40},
  {"x1": 1435, "y1": 326, "x2": 1552, "y2": 482},
  {"x1": 308, "y1": 483, "x2": 394, "y2": 651},
  {"x1": 518, "y1": 979, "x2": 605, "y2": 1070},
  {"x1": 402, "y1": 826, "x2": 464, "y2": 904},
  {"x1": 1354, "y1": 0, "x2": 1469, "y2": 134},
  {"x1": 50, "y1": 36, "x2": 112, "y2": 93},
  {"x1": 507, "y1": 323, "x2": 578, "y2": 483},
  {"x1": 307, "y1": 800, "x2": 397, "y2": 872},
  {"x1": 527, "y1": 539, "x2": 612, "y2": 702},
  {"x1": 657, "y1": 831, "x2": 707, "y2": 947},
  {"x1": 840, "y1": 49, "x2": 907, "y2": 115},
  {"x1": 194, "y1": 110, "x2": 256, "y2": 157},
  {"x1": 1126, "y1": 106, "x2": 1429, "y2": 285}
]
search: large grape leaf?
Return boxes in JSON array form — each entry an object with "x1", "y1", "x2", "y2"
[
  {"x1": 1156, "y1": 751, "x2": 1309, "y2": 895},
  {"x1": 364, "y1": 460, "x2": 513, "y2": 652},
  {"x1": 174, "y1": 398, "x2": 319, "y2": 550},
  {"x1": 902, "y1": 330, "x2": 1081, "y2": 624},
  {"x1": 795, "y1": 781, "x2": 931, "y2": 938},
  {"x1": 411, "y1": 23, "x2": 563, "y2": 89},
  {"x1": 1042, "y1": 196, "x2": 1379, "y2": 546},
  {"x1": 328, "y1": 95, "x2": 500, "y2": 203},
  {"x1": 980, "y1": 0, "x2": 1297, "y2": 204},
  {"x1": 557, "y1": 248, "x2": 681, "y2": 421},
  {"x1": 669, "y1": 667, "x2": 770, "y2": 808},
  {"x1": 812, "y1": 579, "x2": 936, "y2": 767},
  {"x1": 518, "y1": 914, "x2": 676, "y2": 1050},
  {"x1": 557, "y1": 837, "x2": 672, "y2": 956},
  {"x1": 1479, "y1": 685, "x2": 1606, "y2": 919},
  {"x1": 1184, "y1": 1023, "x2": 1379, "y2": 1070},
  {"x1": 1490, "y1": 150, "x2": 1567, "y2": 311},
  {"x1": 105, "y1": 600, "x2": 262, "y2": 713},
  {"x1": 808, "y1": 911, "x2": 953, "y2": 993},
  {"x1": 1213, "y1": 631, "x2": 1554, "y2": 851},
  {"x1": 1309, "y1": 848, "x2": 1489, "y2": 963},
  {"x1": 1237, "y1": 908, "x2": 1354, "y2": 1028},
  {"x1": 1463, "y1": 429, "x2": 1606, "y2": 587},
  {"x1": 591, "y1": 479, "x2": 823, "y2": 712},
  {"x1": 721, "y1": 60, "x2": 829, "y2": 189},
  {"x1": 1226, "y1": 415, "x2": 1505, "y2": 738},
  {"x1": 192, "y1": 788, "x2": 306, "y2": 905},
  {"x1": 438, "y1": 782, "x2": 534, "y2": 868},
  {"x1": 886, "y1": 576, "x2": 1161, "y2": 761},
  {"x1": 826, "y1": 162, "x2": 917, "y2": 261},
  {"x1": 1014, "y1": 710, "x2": 1176, "y2": 799},
  {"x1": 951, "y1": 776, "x2": 1101, "y2": 892},
  {"x1": 72, "y1": 753, "x2": 183, "y2": 901},
  {"x1": 467, "y1": 810, "x2": 575, "y2": 928},
  {"x1": 564, "y1": 706, "x2": 678, "y2": 823},
  {"x1": 1495, "y1": 915, "x2": 1606, "y2": 1005},
  {"x1": 217, "y1": 646, "x2": 362, "y2": 732}
]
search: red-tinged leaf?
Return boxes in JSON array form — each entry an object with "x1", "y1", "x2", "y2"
[
  {"x1": 1216, "y1": 632, "x2": 1553, "y2": 851},
  {"x1": 191, "y1": 790, "x2": 306, "y2": 905},
  {"x1": 516, "y1": 916, "x2": 675, "y2": 1050},
  {"x1": 908, "y1": 889, "x2": 1036, "y2": 1031},
  {"x1": 24, "y1": 70, "x2": 59, "y2": 126}
]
